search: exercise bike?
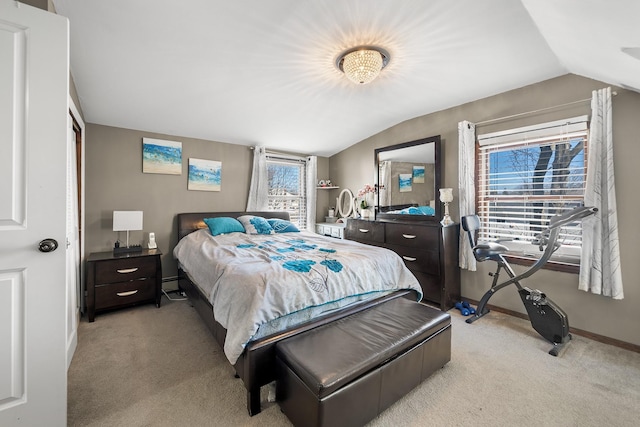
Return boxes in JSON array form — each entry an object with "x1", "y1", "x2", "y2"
[{"x1": 461, "y1": 206, "x2": 598, "y2": 356}]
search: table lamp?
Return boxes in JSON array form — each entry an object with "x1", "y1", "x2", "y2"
[
  {"x1": 113, "y1": 210, "x2": 143, "y2": 254},
  {"x1": 439, "y1": 188, "x2": 454, "y2": 226}
]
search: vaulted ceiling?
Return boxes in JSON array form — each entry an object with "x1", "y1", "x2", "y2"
[{"x1": 52, "y1": 0, "x2": 640, "y2": 157}]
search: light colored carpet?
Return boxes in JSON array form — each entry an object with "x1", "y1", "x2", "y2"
[{"x1": 68, "y1": 295, "x2": 640, "y2": 427}]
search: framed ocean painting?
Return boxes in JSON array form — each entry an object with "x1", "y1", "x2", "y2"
[
  {"x1": 188, "y1": 158, "x2": 222, "y2": 191},
  {"x1": 399, "y1": 173, "x2": 412, "y2": 192},
  {"x1": 142, "y1": 138, "x2": 182, "y2": 175},
  {"x1": 413, "y1": 165, "x2": 425, "y2": 183}
]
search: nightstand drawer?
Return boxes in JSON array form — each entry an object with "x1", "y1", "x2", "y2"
[
  {"x1": 95, "y1": 257, "x2": 157, "y2": 284},
  {"x1": 86, "y1": 249, "x2": 162, "y2": 322},
  {"x1": 94, "y1": 280, "x2": 156, "y2": 310}
]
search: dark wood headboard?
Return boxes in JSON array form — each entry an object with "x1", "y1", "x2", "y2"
[{"x1": 177, "y1": 211, "x2": 291, "y2": 240}]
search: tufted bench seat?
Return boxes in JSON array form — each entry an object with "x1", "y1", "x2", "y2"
[{"x1": 275, "y1": 297, "x2": 451, "y2": 427}]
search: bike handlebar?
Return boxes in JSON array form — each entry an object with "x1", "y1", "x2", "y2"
[{"x1": 548, "y1": 206, "x2": 598, "y2": 230}]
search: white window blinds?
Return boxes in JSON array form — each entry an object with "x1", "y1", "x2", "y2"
[{"x1": 476, "y1": 116, "x2": 589, "y2": 259}]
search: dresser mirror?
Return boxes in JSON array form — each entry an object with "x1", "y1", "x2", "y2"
[{"x1": 375, "y1": 135, "x2": 442, "y2": 222}]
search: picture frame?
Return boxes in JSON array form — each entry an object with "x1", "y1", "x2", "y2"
[
  {"x1": 142, "y1": 138, "x2": 182, "y2": 175},
  {"x1": 413, "y1": 165, "x2": 425, "y2": 183},
  {"x1": 399, "y1": 173, "x2": 412, "y2": 192},
  {"x1": 188, "y1": 158, "x2": 221, "y2": 191}
]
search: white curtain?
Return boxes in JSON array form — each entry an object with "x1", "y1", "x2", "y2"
[
  {"x1": 306, "y1": 156, "x2": 317, "y2": 232},
  {"x1": 379, "y1": 161, "x2": 392, "y2": 206},
  {"x1": 579, "y1": 87, "x2": 624, "y2": 299},
  {"x1": 458, "y1": 120, "x2": 477, "y2": 271},
  {"x1": 246, "y1": 146, "x2": 268, "y2": 211}
]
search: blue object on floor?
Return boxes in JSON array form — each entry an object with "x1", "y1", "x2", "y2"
[
  {"x1": 455, "y1": 302, "x2": 470, "y2": 316},
  {"x1": 461, "y1": 301, "x2": 476, "y2": 314}
]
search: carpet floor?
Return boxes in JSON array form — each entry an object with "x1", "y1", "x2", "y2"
[{"x1": 68, "y1": 295, "x2": 640, "y2": 426}]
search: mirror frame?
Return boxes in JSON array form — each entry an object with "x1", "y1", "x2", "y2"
[
  {"x1": 374, "y1": 135, "x2": 442, "y2": 222},
  {"x1": 336, "y1": 188, "x2": 355, "y2": 218}
]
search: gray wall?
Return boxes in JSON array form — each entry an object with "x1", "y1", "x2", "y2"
[
  {"x1": 329, "y1": 74, "x2": 640, "y2": 347},
  {"x1": 84, "y1": 124, "x2": 329, "y2": 279},
  {"x1": 84, "y1": 73, "x2": 638, "y2": 347}
]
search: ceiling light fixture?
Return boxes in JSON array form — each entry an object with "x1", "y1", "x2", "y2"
[{"x1": 336, "y1": 46, "x2": 390, "y2": 85}]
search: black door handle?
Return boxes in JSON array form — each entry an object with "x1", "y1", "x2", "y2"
[{"x1": 38, "y1": 238, "x2": 58, "y2": 253}]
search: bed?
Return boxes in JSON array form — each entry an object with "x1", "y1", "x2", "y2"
[
  {"x1": 379, "y1": 203, "x2": 435, "y2": 215},
  {"x1": 384, "y1": 205, "x2": 435, "y2": 215},
  {"x1": 174, "y1": 211, "x2": 422, "y2": 415}
]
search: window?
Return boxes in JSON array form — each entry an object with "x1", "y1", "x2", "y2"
[
  {"x1": 476, "y1": 116, "x2": 589, "y2": 264},
  {"x1": 266, "y1": 154, "x2": 308, "y2": 229}
]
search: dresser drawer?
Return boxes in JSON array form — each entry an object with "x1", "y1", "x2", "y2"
[
  {"x1": 95, "y1": 257, "x2": 157, "y2": 284},
  {"x1": 94, "y1": 279, "x2": 156, "y2": 310},
  {"x1": 345, "y1": 220, "x2": 384, "y2": 243},
  {"x1": 411, "y1": 270, "x2": 441, "y2": 304},
  {"x1": 385, "y1": 223, "x2": 439, "y2": 248},
  {"x1": 385, "y1": 243, "x2": 440, "y2": 275}
]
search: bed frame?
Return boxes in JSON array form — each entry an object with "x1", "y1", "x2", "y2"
[{"x1": 175, "y1": 211, "x2": 418, "y2": 416}]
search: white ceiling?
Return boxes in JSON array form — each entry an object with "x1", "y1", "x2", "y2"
[{"x1": 52, "y1": 0, "x2": 640, "y2": 157}]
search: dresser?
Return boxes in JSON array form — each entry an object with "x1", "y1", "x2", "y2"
[
  {"x1": 86, "y1": 249, "x2": 162, "y2": 321},
  {"x1": 345, "y1": 219, "x2": 460, "y2": 311}
]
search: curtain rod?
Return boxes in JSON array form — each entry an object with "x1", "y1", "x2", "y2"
[{"x1": 475, "y1": 91, "x2": 617, "y2": 127}]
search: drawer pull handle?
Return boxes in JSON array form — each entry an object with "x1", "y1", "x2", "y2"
[
  {"x1": 116, "y1": 267, "x2": 139, "y2": 274},
  {"x1": 116, "y1": 290, "x2": 138, "y2": 297},
  {"x1": 402, "y1": 256, "x2": 417, "y2": 262},
  {"x1": 402, "y1": 234, "x2": 417, "y2": 239},
  {"x1": 358, "y1": 229, "x2": 369, "y2": 233}
]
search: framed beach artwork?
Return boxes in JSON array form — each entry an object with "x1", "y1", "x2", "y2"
[
  {"x1": 399, "y1": 173, "x2": 412, "y2": 192},
  {"x1": 188, "y1": 158, "x2": 222, "y2": 191},
  {"x1": 142, "y1": 138, "x2": 182, "y2": 175},
  {"x1": 413, "y1": 165, "x2": 425, "y2": 183}
]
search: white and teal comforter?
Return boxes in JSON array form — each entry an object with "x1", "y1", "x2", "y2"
[{"x1": 174, "y1": 229, "x2": 422, "y2": 364}]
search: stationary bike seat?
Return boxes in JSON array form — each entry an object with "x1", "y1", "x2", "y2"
[{"x1": 473, "y1": 242, "x2": 509, "y2": 262}]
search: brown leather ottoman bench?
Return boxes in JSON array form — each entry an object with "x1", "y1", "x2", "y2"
[{"x1": 275, "y1": 297, "x2": 451, "y2": 427}]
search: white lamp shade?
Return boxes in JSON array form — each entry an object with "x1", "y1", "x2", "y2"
[
  {"x1": 113, "y1": 211, "x2": 143, "y2": 231},
  {"x1": 439, "y1": 188, "x2": 454, "y2": 203}
]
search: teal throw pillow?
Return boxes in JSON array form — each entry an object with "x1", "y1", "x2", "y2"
[
  {"x1": 267, "y1": 218, "x2": 300, "y2": 233},
  {"x1": 203, "y1": 217, "x2": 245, "y2": 236}
]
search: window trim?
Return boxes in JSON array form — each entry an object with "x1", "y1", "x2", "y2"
[{"x1": 504, "y1": 254, "x2": 579, "y2": 274}]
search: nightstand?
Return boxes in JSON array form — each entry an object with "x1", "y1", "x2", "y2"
[
  {"x1": 315, "y1": 222, "x2": 345, "y2": 239},
  {"x1": 86, "y1": 249, "x2": 162, "y2": 322}
]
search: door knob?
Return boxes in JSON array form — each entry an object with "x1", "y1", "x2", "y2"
[{"x1": 38, "y1": 238, "x2": 58, "y2": 253}]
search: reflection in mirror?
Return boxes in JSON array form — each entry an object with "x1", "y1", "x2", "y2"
[{"x1": 375, "y1": 135, "x2": 441, "y2": 221}]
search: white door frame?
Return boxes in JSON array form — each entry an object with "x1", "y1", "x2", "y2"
[
  {"x1": 69, "y1": 97, "x2": 85, "y2": 308},
  {"x1": 66, "y1": 96, "x2": 85, "y2": 369}
]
